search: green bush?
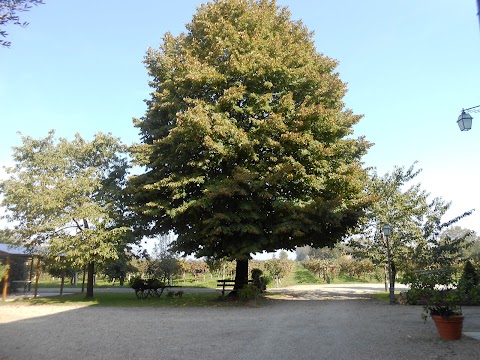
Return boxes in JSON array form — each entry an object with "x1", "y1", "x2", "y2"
[
  {"x1": 452, "y1": 260, "x2": 480, "y2": 305},
  {"x1": 404, "y1": 267, "x2": 465, "y2": 318},
  {"x1": 0, "y1": 261, "x2": 9, "y2": 281},
  {"x1": 129, "y1": 276, "x2": 143, "y2": 287},
  {"x1": 251, "y1": 268, "x2": 268, "y2": 291},
  {"x1": 405, "y1": 288, "x2": 429, "y2": 305},
  {"x1": 458, "y1": 260, "x2": 479, "y2": 294},
  {"x1": 462, "y1": 284, "x2": 480, "y2": 305},
  {"x1": 238, "y1": 284, "x2": 262, "y2": 301}
]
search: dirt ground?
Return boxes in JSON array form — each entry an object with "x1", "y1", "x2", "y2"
[{"x1": 1, "y1": 285, "x2": 479, "y2": 360}]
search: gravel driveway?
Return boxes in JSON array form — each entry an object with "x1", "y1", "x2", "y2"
[{"x1": 1, "y1": 285, "x2": 479, "y2": 360}]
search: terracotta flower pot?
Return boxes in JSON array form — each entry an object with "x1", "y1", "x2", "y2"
[{"x1": 431, "y1": 315, "x2": 464, "y2": 340}]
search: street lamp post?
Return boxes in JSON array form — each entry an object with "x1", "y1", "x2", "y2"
[
  {"x1": 477, "y1": 0, "x2": 480, "y2": 30},
  {"x1": 457, "y1": 105, "x2": 480, "y2": 131},
  {"x1": 382, "y1": 224, "x2": 395, "y2": 305}
]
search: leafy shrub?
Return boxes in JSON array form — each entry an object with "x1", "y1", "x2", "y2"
[
  {"x1": 265, "y1": 259, "x2": 295, "y2": 287},
  {"x1": 251, "y1": 268, "x2": 267, "y2": 291},
  {"x1": 238, "y1": 284, "x2": 262, "y2": 301},
  {"x1": 458, "y1": 260, "x2": 479, "y2": 294},
  {"x1": 458, "y1": 261, "x2": 480, "y2": 305},
  {"x1": 404, "y1": 288, "x2": 429, "y2": 305},
  {"x1": 129, "y1": 276, "x2": 143, "y2": 287},
  {"x1": 461, "y1": 284, "x2": 480, "y2": 305},
  {"x1": 403, "y1": 267, "x2": 464, "y2": 319}
]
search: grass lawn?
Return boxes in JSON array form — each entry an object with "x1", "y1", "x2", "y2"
[
  {"x1": 276, "y1": 263, "x2": 381, "y2": 288},
  {"x1": 289, "y1": 263, "x2": 322, "y2": 285},
  {"x1": 6, "y1": 291, "x2": 249, "y2": 308},
  {"x1": 371, "y1": 292, "x2": 402, "y2": 303},
  {"x1": 18, "y1": 262, "x2": 387, "y2": 307},
  {"x1": 36, "y1": 276, "x2": 218, "y2": 289}
]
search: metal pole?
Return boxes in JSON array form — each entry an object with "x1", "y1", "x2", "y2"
[{"x1": 477, "y1": 0, "x2": 480, "y2": 30}]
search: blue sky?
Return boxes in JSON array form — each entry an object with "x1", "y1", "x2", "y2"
[{"x1": 1, "y1": 0, "x2": 479, "y2": 240}]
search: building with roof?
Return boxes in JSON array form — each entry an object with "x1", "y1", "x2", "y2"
[{"x1": 0, "y1": 243, "x2": 36, "y2": 300}]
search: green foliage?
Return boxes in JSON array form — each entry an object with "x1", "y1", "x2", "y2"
[
  {"x1": 348, "y1": 163, "x2": 473, "y2": 286},
  {"x1": 0, "y1": 131, "x2": 132, "y2": 297},
  {"x1": 43, "y1": 257, "x2": 77, "y2": 280},
  {"x1": 251, "y1": 268, "x2": 267, "y2": 291},
  {"x1": 461, "y1": 231, "x2": 480, "y2": 263},
  {"x1": 264, "y1": 258, "x2": 295, "y2": 287},
  {"x1": 301, "y1": 257, "x2": 378, "y2": 284},
  {"x1": 459, "y1": 260, "x2": 479, "y2": 290},
  {"x1": 147, "y1": 256, "x2": 181, "y2": 284},
  {"x1": 0, "y1": 0, "x2": 44, "y2": 48},
  {"x1": 238, "y1": 283, "x2": 262, "y2": 301},
  {"x1": 129, "y1": 0, "x2": 371, "y2": 266},
  {"x1": 458, "y1": 260, "x2": 480, "y2": 304},
  {"x1": 0, "y1": 260, "x2": 9, "y2": 280},
  {"x1": 348, "y1": 164, "x2": 428, "y2": 272},
  {"x1": 302, "y1": 259, "x2": 338, "y2": 283},
  {"x1": 292, "y1": 263, "x2": 322, "y2": 284},
  {"x1": 403, "y1": 268, "x2": 464, "y2": 319},
  {"x1": 18, "y1": 292, "x2": 225, "y2": 307},
  {"x1": 102, "y1": 250, "x2": 138, "y2": 286}
]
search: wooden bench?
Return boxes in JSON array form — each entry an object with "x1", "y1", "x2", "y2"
[{"x1": 217, "y1": 279, "x2": 253, "y2": 296}]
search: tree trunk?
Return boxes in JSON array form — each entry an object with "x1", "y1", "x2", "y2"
[
  {"x1": 71, "y1": 272, "x2": 78, "y2": 286},
  {"x1": 233, "y1": 259, "x2": 249, "y2": 292},
  {"x1": 86, "y1": 262, "x2": 94, "y2": 299},
  {"x1": 81, "y1": 267, "x2": 86, "y2": 293},
  {"x1": 391, "y1": 260, "x2": 396, "y2": 293},
  {"x1": 34, "y1": 257, "x2": 41, "y2": 298},
  {"x1": 60, "y1": 271, "x2": 65, "y2": 296}
]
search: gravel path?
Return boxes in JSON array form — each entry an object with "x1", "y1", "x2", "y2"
[{"x1": 1, "y1": 285, "x2": 479, "y2": 360}]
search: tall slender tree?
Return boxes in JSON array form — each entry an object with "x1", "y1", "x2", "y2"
[
  {"x1": 0, "y1": 131, "x2": 131, "y2": 298},
  {"x1": 130, "y1": 0, "x2": 371, "y2": 290},
  {"x1": 348, "y1": 163, "x2": 473, "y2": 292}
]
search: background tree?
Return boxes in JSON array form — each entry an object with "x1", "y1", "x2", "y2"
[
  {"x1": 43, "y1": 256, "x2": 76, "y2": 295},
  {"x1": 148, "y1": 234, "x2": 181, "y2": 284},
  {"x1": 102, "y1": 247, "x2": 137, "y2": 286},
  {"x1": 348, "y1": 163, "x2": 473, "y2": 292},
  {"x1": 443, "y1": 227, "x2": 480, "y2": 265},
  {"x1": 186, "y1": 260, "x2": 209, "y2": 282},
  {"x1": 0, "y1": 131, "x2": 131, "y2": 298},
  {"x1": 264, "y1": 258, "x2": 294, "y2": 287},
  {"x1": 295, "y1": 246, "x2": 310, "y2": 262},
  {"x1": 296, "y1": 243, "x2": 345, "y2": 261},
  {"x1": 0, "y1": 0, "x2": 44, "y2": 48},
  {"x1": 129, "y1": 0, "x2": 371, "y2": 291},
  {"x1": 410, "y1": 212, "x2": 474, "y2": 272}
]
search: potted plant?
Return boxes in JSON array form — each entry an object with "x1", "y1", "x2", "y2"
[
  {"x1": 406, "y1": 267, "x2": 465, "y2": 341},
  {"x1": 422, "y1": 287, "x2": 464, "y2": 341}
]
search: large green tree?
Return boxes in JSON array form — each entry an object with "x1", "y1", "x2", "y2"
[
  {"x1": 130, "y1": 0, "x2": 371, "y2": 289},
  {"x1": 0, "y1": 131, "x2": 131, "y2": 298}
]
